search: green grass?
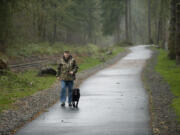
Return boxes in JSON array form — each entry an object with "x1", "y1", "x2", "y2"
[
  {"x1": 78, "y1": 46, "x2": 125, "y2": 71},
  {"x1": 4, "y1": 42, "x2": 95, "y2": 58},
  {"x1": 0, "y1": 70, "x2": 56, "y2": 112},
  {"x1": 155, "y1": 49, "x2": 180, "y2": 122},
  {"x1": 111, "y1": 46, "x2": 125, "y2": 56},
  {"x1": 0, "y1": 43, "x2": 126, "y2": 113},
  {"x1": 79, "y1": 57, "x2": 100, "y2": 71}
]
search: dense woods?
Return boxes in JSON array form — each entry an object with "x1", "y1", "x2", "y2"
[
  {"x1": 0, "y1": 0, "x2": 179, "y2": 63},
  {"x1": 167, "y1": 0, "x2": 180, "y2": 64},
  {"x1": 0, "y1": 0, "x2": 100, "y2": 48}
]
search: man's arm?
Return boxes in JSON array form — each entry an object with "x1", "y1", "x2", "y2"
[
  {"x1": 72, "y1": 59, "x2": 78, "y2": 74},
  {"x1": 56, "y1": 63, "x2": 62, "y2": 77}
]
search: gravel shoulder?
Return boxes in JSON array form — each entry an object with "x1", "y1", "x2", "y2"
[
  {"x1": 142, "y1": 48, "x2": 180, "y2": 135},
  {"x1": 0, "y1": 50, "x2": 129, "y2": 135}
]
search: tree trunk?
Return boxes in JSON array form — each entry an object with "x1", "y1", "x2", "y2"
[
  {"x1": 52, "y1": 18, "x2": 57, "y2": 44},
  {"x1": 125, "y1": 0, "x2": 129, "y2": 41},
  {"x1": 128, "y1": 0, "x2": 132, "y2": 42},
  {"x1": 157, "y1": 0, "x2": 164, "y2": 47},
  {"x1": 148, "y1": 0, "x2": 152, "y2": 43},
  {"x1": 0, "y1": 1, "x2": 12, "y2": 51},
  {"x1": 176, "y1": 2, "x2": 180, "y2": 64},
  {"x1": 52, "y1": 3, "x2": 57, "y2": 44},
  {"x1": 42, "y1": 19, "x2": 47, "y2": 40},
  {"x1": 168, "y1": 0, "x2": 176, "y2": 59},
  {"x1": 157, "y1": 18, "x2": 162, "y2": 45},
  {"x1": 116, "y1": 15, "x2": 121, "y2": 43}
]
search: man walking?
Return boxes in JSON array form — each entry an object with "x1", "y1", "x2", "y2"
[{"x1": 56, "y1": 51, "x2": 78, "y2": 107}]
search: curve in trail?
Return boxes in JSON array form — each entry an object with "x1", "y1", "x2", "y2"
[{"x1": 15, "y1": 45, "x2": 152, "y2": 135}]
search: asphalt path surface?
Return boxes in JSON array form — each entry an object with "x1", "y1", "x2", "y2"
[{"x1": 15, "y1": 45, "x2": 152, "y2": 135}]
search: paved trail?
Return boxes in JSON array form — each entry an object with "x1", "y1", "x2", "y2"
[{"x1": 15, "y1": 45, "x2": 152, "y2": 135}]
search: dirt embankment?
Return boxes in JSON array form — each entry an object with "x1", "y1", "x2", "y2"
[
  {"x1": 142, "y1": 49, "x2": 180, "y2": 135},
  {"x1": 0, "y1": 50, "x2": 129, "y2": 135}
]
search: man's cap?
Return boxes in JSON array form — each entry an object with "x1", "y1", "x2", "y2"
[{"x1": 64, "y1": 50, "x2": 70, "y2": 53}]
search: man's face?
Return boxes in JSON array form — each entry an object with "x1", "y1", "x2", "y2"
[{"x1": 64, "y1": 52, "x2": 70, "y2": 59}]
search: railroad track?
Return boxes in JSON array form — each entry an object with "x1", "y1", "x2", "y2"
[{"x1": 9, "y1": 59, "x2": 57, "y2": 71}]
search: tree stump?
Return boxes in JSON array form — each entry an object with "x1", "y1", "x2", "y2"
[
  {"x1": 176, "y1": 3, "x2": 180, "y2": 64},
  {"x1": 37, "y1": 67, "x2": 57, "y2": 76},
  {"x1": 0, "y1": 59, "x2": 8, "y2": 73}
]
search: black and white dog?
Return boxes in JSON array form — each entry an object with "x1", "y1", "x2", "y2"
[{"x1": 72, "y1": 88, "x2": 80, "y2": 108}]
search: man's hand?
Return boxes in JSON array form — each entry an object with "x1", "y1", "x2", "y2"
[
  {"x1": 57, "y1": 77, "x2": 60, "y2": 80},
  {"x1": 69, "y1": 71, "x2": 74, "y2": 75}
]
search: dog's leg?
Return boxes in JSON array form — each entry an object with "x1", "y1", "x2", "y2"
[
  {"x1": 76, "y1": 101, "x2": 79, "y2": 108},
  {"x1": 73, "y1": 102, "x2": 76, "y2": 108}
]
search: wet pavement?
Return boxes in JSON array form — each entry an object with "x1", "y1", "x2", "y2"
[{"x1": 15, "y1": 45, "x2": 152, "y2": 135}]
